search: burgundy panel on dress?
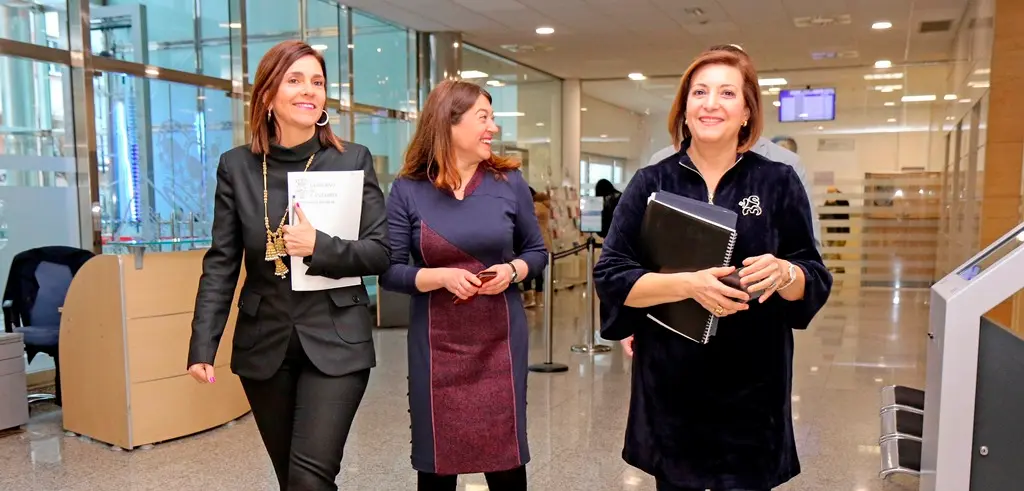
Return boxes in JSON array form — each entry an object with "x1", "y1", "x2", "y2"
[{"x1": 419, "y1": 222, "x2": 520, "y2": 475}]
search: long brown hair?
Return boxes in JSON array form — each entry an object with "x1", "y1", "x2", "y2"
[
  {"x1": 249, "y1": 40, "x2": 343, "y2": 155},
  {"x1": 668, "y1": 49, "x2": 763, "y2": 153},
  {"x1": 400, "y1": 80, "x2": 520, "y2": 193}
]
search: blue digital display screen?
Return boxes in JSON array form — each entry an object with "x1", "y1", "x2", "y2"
[{"x1": 778, "y1": 88, "x2": 836, "y2": 123}]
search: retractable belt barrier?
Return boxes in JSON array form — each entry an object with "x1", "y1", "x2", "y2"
[{"x1": 528, "y1": 236, "x2": 609, "y2": 375}]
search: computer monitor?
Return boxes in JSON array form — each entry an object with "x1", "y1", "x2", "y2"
[{"x1": 778, "y1": 88, "x2": 836, "y2": 123}]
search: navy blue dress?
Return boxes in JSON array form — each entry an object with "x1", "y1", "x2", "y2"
[
  {"x1": 379, "y1": 167, "x2": 547, "y2": 475},
  {"x1": 594, "y1": 141, "x2": 832, "y2": 489}
]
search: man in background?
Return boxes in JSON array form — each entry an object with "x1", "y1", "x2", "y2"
[
  {"x1": 646, "y1": 44, "x2": 822, "y2": 249},
  {"x1": 772, "y1": 135, "x2": 799, "y2": 154}
]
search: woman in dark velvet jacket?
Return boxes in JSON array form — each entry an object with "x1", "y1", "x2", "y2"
[{"x1": 593, "y1": 49, "x2": 832, "y2": 490}]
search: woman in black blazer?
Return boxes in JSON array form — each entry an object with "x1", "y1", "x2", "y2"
[{"x1": 187, "y1": 40, "x2": 389, "y2": 490}]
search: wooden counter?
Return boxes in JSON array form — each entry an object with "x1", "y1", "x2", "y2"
[{"x1": 59, "y1": 250, "x2": 250, "y2": 450}]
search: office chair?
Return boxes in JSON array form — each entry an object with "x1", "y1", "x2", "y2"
[{"x1": 3, "y1": 246, "x2": 94, "y2": 406}]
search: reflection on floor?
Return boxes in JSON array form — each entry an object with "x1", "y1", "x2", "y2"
[{"x1": 0, "y1": 286, "x2": 927, "y2": 490}]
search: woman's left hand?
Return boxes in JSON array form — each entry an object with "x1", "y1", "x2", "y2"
[
  {"x1": 282, "y1": 203, "x2": 317, "y2": 257},
  {"x1": 477, "y1": 263, "x2": 515, "y2": 296},
  {"x1": 739, "y1": 254, "x2": 788, "y2": 303}
]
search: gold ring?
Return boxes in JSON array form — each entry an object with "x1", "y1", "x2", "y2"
[{"x1": 714, "y1": 306, "x2": 724, "y2": 316}]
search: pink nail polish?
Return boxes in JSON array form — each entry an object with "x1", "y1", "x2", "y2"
[{"x1": 209, "y1": 377, "x2": 216, "y2": 383}]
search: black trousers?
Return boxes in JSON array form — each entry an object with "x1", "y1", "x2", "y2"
[
  {"x1": 417, "y1": 465, "x2": 527, "y2": 491},
  {"x1": 240, "y1": 330, "x2": 370, "y2": 491},
  {"x1": 655, "y1": 480, "x2": 768, "y2": 491}
]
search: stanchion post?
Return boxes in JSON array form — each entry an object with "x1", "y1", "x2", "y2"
[
  {"x1": 529, "y1": 251, "x2": 568, "y2": 373},
  {"x1": 571, "y1": 236, "x2": 612, "y2": 354}
]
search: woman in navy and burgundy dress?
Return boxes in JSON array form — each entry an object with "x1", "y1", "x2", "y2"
[{"x1": 379, "y1": 80, "x2": 547, "y2": 491}]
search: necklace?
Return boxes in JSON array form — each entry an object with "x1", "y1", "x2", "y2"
[{"x1": 263, "y1": 151, "x2": 316, "y2": 278}]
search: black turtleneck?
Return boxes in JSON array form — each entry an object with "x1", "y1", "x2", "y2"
[{"x1": 263, "y1": 135, "x2": 324, "y2": 229}]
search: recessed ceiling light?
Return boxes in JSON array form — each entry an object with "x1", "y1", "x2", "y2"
[
  {"x1": 944, "y1": 94, "x2": 957, "y2": 100},
  {"x1": 535, "y1": 26, "x2": 555, "y2": 35},
  {"x1": 486, "y1": 80, "x2": 504, "y2": 87},
  {"x1": 460, "y1": 70, "x2": 489, "y2": 79},
  {"x1": 902, "y1": 94, "x2": 937, "y2": 102},
  {"x1": 872, "y1": 21, "x2": 893, "y2": 30},
  {"x1": 535, "y1": 122, "x2": 545, "y2": 127},
  {"x1": 958, "y1": 98, "x2": 971, "y2": 103},
  {"x1": 580, "y1": 107, "x2": 588, "y2": 111},
  {"x1": 311, "y1": 44, "x2": 328, "y2": 51},
  {"x1": 815, "y1": 125, "x2": 824, "y2": 131},
  {"x1": 884, "y1": 102, "x2": 896, "y2": 106},
  {"x1": 874, "y1": 60, "x2": 892, "y2": 68},
  {"x1": 772, "y1": 101, "x2": 781, "y2": 107},
  {"x1": 600, "y1": 134, "x2": 609, "y2": 138},
  {"x1": 628, "y1": 73, "x2": 646, "y2": 81},
  {"x1": 758, "y1": 78, "x2": 788, "y2": 86},
  {"x1": 887, "y1": 118, "x2": 897, "y2": 122}
]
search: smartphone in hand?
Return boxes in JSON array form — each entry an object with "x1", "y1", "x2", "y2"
[
  {"x1": 721, "y1": 270, "x2": 765, "y2": 303},
  {"x1": 453, "y1": 271, "x2": 499, "y2": 304}
]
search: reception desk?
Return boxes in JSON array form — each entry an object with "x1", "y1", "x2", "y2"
[{"x1": 59, "y1": 249, "x2": 250, "y2": 450}]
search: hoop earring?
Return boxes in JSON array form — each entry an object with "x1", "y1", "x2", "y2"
[
  {"x1": 267, "y1": 108, "x2": 272, "y2": 121},
  {"x1": 316, "y1": 109, "x2": 329, "y2": 127}
]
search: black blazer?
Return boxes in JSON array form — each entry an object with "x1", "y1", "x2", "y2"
[{"x1": 187, "y1": 139, "x2": 389, "y2": 380}]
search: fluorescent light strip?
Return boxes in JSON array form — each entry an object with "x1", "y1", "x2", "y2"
[
  {"x1": 460, "y1": 70, "x2": 489, "y2": 79},
  {"x1": 901, "y1": 94, "x2": 936, "y2": 102},
  {"x1": 758, "y1": 78, "x2": 787, "y2": 86}
]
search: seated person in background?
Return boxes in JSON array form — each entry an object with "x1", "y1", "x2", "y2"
[{"x1": 594, "y1": 46, "x2": 832, "y2": 491}]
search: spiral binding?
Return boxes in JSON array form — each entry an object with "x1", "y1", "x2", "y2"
[{"x1": 701, "y1": 231, "x2": 740, "y2": 344}]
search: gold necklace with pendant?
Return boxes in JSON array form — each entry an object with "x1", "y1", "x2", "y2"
[{"x1": 263, "y1": 151, "x2": 316, "y2": 278}]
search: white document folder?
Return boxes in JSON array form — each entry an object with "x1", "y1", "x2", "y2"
[{"x1": 287, "y1": 170, "x2": 364, "y2": 291}]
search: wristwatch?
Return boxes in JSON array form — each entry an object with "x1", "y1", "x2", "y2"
[
  {"x1": 778, "y1": 263, "x2": 798, "y2": 291},
  {"x1": 507, "y1": 262, "x2": 519, "y2": 283}
]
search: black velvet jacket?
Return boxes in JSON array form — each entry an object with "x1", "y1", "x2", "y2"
[{"x1": 593, "y1": 140, "x2": 832, "y2": 489}]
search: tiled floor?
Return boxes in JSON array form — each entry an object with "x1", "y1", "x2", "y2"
[{"x1": 0, "y1": 285, "x2": 927, "y2": 490}]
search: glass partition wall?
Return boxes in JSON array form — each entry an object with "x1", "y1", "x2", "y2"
[
  {"x1": 460, "y1": 44, "x2": 562, "y2": 190},
  {"x1": 0, "y1": 0, "x2": 417, "y2": 256},
  {"x1": 1, "y1": 0, "x2": 417, "y2": 373}
]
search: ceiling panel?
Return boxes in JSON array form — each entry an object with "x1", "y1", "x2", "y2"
[
  {"x1": 369, "y1": 0, "x2": 970, "y2": 80},
  {"x1": 452, "y1": 0, "x2": 528, "y2": 12}
]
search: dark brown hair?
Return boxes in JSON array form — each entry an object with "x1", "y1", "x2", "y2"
[
  {"x1": 249, "y1": 40, "x2": 343, "y2": 155},
  {"x1": 400, "y1": 80, "x2": 520, "y2": 193},
  {"x1": 668, "y1": 49, "x2": 763, "y2": 153}
]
